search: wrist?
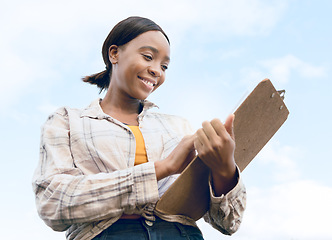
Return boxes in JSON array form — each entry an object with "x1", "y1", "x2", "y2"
[
  {"x1": 212, "y1": 158, "x2": 236, "y2": 179},
  {"x1": 211, "y1": 163, "x2": 237, "y2": 196},
  {"x1": 154, "y1": 157, "x2": 173, "y2": 181},
  {"x1": 212, "y1": 168, "x2": 236, "y2": 184}
]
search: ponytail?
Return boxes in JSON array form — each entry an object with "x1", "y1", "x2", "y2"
[{"x1": 82, "y1": 67, "x2": 111, "y2": 93}]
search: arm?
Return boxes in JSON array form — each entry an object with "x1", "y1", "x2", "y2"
[
  {"x1": 195, "y1": 114, "x2": 246, "y2": 234},
  {"x1": 155, "y1": 135, "x2": 196, "y2": 181},
  {"x1": 204, "y1": 167, "x2": 246, "y2": 235},
  {"x1": 32, "y1": 110, "x2": 159, "y2": 231}
]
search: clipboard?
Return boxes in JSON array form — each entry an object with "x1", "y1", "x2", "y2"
[{"x1": 155, "y1": 79, "x2": 289, "y2": 220}]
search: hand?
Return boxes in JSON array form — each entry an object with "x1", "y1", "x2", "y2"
[
  {"x1": 155, "y1": 135, "x2": 196, "y2": 180},
  {"x1": 194, "y1": 114, "x2": 237, "y2": 195}
]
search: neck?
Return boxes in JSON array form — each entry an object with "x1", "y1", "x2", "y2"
[{"x1": 100, "y1": 87, "x2": 143, "y2": 125}]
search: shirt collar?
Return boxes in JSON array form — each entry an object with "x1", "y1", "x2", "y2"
[{"x1": 80, "y1": 98, "x2": 158, "y2": 120}]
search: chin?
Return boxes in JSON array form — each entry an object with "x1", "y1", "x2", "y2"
[
  {"x1": 131, "y1": 93, "x2": 150, "y2": 101},
  {"x1": 136, "y1": 91, "x2": 153, "y2": 101}
]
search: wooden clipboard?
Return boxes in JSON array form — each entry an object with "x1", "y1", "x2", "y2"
[{"x1": 155, "y1": 79, "x2": 289, "y2": 220}]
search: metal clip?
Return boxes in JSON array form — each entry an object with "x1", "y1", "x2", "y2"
[{"x1": 277, "y1": 90, "x2": 285, "y2": 100}]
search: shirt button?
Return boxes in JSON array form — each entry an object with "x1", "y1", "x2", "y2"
[{"x1": 145, "y1": 220, "x2": 153, "y2": 227}]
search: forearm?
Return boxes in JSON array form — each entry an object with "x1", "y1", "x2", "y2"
[
  {"x1": 204, "y1": 167, "x2": 246, "y2": 235},
  {"x1": 211, "y1": 160, "x2": 237, "y2": 196},
  {"x1": 33, "y1": 162, "x2": 159, "y2": 231},
  {"x1": 154, "y1": 159, "x2": 171, "y2": 181},
  {"x1": 155, "y1": 135, "x2": 196, "y2": 181}
]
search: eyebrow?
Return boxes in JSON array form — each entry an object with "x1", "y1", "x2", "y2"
[{"x1": 139, "y1": 46, "x2": 170, "y2": 61}]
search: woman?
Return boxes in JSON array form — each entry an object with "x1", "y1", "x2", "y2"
[{"x1": 32, "y1": 16, "x2": 246, "y2": 240}]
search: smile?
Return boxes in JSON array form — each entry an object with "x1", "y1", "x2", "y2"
[{"x1": 138, "y1": 76, "x2": 156, "y2": 87}]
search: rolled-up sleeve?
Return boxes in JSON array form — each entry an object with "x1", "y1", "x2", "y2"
[
  {"x1": 203, "y1": 166, "x2": 246, "y2": 235},
  {"x1": 32, "y1": 109, "x2": 159, "y2": 231}
]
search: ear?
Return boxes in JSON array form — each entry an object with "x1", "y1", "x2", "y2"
[{"x1": 108, "y1": 45, "x2": 119, "y2": 64}]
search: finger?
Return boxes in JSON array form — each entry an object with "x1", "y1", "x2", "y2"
[
  {"x1": 182, "y1": 134, "x2": 196, "y2": 151},
  {"x1": 194, "y1": 134, "x2": 203, "y2": 155},
  {"x1": 224, "y1": 114, "x2": 235, "y2": 140},
  {"x1": 196, "y1": 128, "x2": 209, "y2": 146},
  {"x1": 202, "y1": 120, "x2": 218, "y2": 141},
  {"x1": 210, "y1": 118, "x2": 227, "y2": 137}
]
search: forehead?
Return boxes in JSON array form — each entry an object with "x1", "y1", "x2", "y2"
[{"x1": 125, "y1": 31, "x2": 170, "y2": 57}]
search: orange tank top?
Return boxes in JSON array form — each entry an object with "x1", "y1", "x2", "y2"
[{"x1": 128, "y1": 125, "x2": 148, "y2": 165}]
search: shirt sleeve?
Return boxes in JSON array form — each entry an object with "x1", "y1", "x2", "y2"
[
  {"x1": 203, "y1": 166, "x2": 246, "y2": 235},
  {"x1": 32, "y1": 109, "x2": 159, "y2": 232}
]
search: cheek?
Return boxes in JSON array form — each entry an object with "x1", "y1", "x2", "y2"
[
  {"x1": 122, "y1": 62, "x2": 140, "y2": 80},
  {"x1": 133, "y1": 59, "x2": 149, "y2": 75}
]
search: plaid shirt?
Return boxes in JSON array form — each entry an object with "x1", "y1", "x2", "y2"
[{"x1": 32, "y1": 99, "x2": 246, "y2": 240}]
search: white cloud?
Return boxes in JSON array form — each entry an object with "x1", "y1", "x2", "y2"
[
  {"x1": 234, "y1": 180, "x2": 332, "y2": 240},
  {"x1": 255, "y1": 141, "x2": 302, "y2": 183},
  {"x1": 1, "y1": 208, "x2": 65, "y2": 240},
  {"x1": 0, "y1": 46, "x2": 59, "y2": 111},
  {"x1": 159, "y1": 0, "x2": 288, "y2": 50},
  {"x1": 0, "y1": 51, "x2": 35, "y2": 102},
  {"x1": 239, "y1": 54, "x2": 328, "y2": 89},
  {"x1": 2, "y1": 0, "x2": 287, "y2": 37},
  {"x1": 37, "y1": 102, "x2": 60, "y2": 116},
  {"x1": 0, "y1": 0, "x2": 288, "y2": 112},
  {"x1": 198, "y1": 139, "x2": 332, "y2": 239},
  {"x1": 218, "y1": 48, "x2": 246, "y2": 61},
  {"x1": 191, "y1": 0, "x2": 287, "y2": 37},
  {"x1": 260, "y1": 54, "x2": 327, "y2": 83},
  {"x1": 239, "y1": 67, "x2": 268, "y2": 89},
  {"x1": 197, "y1": 179, "x2": 332, "y2": 240}
]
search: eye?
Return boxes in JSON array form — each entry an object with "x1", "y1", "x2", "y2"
[
  {"x1": 143, "y1": 54, "x2": 153, "y2": 61},
  {"x1": 161, "y1": 65, "x2": 168, "y2": 71}
]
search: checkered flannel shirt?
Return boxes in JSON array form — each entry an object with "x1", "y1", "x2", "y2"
[{"x1": 32, "y1": 99, "x2": 246, "y2": 240}]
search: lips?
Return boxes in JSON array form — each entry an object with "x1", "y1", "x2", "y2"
[{"x1": 138, "y1": 76, "x2": 156, "y2": 89}]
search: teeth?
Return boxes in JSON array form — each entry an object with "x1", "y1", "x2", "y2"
[
  {"x1": 139, "y1": 76, "x2": 155, "y2": 87},
  {"x1": 144, "y1": 80, "x2": 154, "y2": 87}
]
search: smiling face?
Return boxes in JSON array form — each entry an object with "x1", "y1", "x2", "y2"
[{"x1": 108, "y1": 30, "x2": 170, "y2": 101}]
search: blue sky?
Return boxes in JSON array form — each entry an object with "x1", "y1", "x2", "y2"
[{"x1": 1, "y1": 0, "x2": 332, "y2": 239}]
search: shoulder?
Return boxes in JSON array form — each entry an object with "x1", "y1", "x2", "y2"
[
  {"x1": 147, "y1": 111, "x2": 188, "y2": 123},
  {"x1": 145, "y1": 111, "x2": 194, "y2": 134},
  {"x1": 44, "y1": 99, "x2": 101, "y2": 123},
  {"x1": 46, "y1": 106, "x2": 81, "y2": 121},
  {"x1": 42, "y1": 105, "x2": 83, "y2": 130}
]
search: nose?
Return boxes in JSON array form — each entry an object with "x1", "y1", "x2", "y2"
[{"x1": 148, "y1": 66, "x2": 161, "y2": 78}]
